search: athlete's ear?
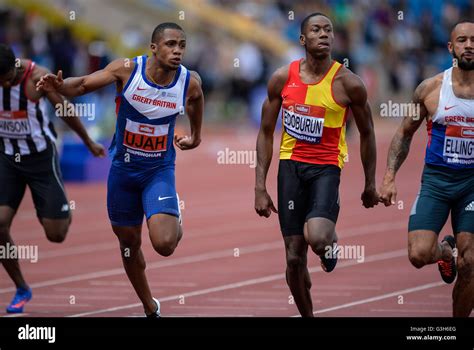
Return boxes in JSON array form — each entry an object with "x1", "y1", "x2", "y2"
[
  {"x1": 299, "y1": 34, "x2": 306, "y2": 47},
  {"x1": 447, "y1": 41, "x2": 453, "y2": 55},
  {"x1": 150, "y1": 43, "x2": 158, "y2": 53}
]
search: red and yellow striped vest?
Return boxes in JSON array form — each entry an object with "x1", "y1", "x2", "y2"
[{"x1": 280, "y1": 59, "x2": 349, "y2": 169}]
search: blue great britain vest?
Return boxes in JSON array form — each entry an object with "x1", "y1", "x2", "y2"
[{"x1": 109, "y1": 55, "x2": 190, "y2": 169}]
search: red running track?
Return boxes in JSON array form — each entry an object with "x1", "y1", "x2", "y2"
[{"x1": 0, "y1": 125, "x2": 456, "y2": 317}]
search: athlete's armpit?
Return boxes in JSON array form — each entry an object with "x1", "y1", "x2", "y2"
[{"x1": 178, "y1": 74, "x2": 203, "y2": 150}]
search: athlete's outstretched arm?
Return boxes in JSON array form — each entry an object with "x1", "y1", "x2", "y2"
[
  {"x1": 36, "y1": 58, "x2": 130, "y2": 97},
  {"x1": 33, "y1": 65, "x2": 106, "y2": 157},
  {"x1": 379, "y1": 80, "x2": 428, "y2": 206},
  {"x1": 174, "y1": 72, "x2": 203, "y2": 150},
  {"x1": 345, "y1": 74, "x2": 379, "y2": 208},
  {"x1": 254, "y1": 66, "x2": 287, "y2": 217}
]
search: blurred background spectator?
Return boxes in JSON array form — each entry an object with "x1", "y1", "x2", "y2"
[{"x1": 0, "y1": 0, "x2": 471, "y2": 178}]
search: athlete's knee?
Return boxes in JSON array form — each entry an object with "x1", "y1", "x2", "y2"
[
  {"x1": 151, "y1": 233, "x2": 177, "y2": 257},
  {"x1": 149, "y1": 226, "x2": 178, "y2": 257},
  {"x1": 457, "y1": 250, "x2": 474, "y2": 280},
  {"x1": 408, "y1": 245, "x2": 434, "y2": 269},
  {"x1": 43, "y1": 218, "x2": 70, "y2": 243},
  {"x1": 118, "y1": 237, "x2": 141, "y2": 253},
  {"x1": 0, "y1": 221, "x2": 10, "y2": 238},
  {"x1": 286, "y1": 251, "x2": 306, "y2": 270},
  {"x1": 148, "y1": 214, "x2": 180, "y2": 256},
  {"x1": 0, "y1": 213, "x2": 13, "y2": 238},
  {"x1": 113, "y1": 229, "x2": 141, "y2": 251},
  {"x1": 307, "y1": 232, "x2": 334, "y2": 256},
  {"x1": 45, "y1": 229, "x2": 67, "y2": 243}
]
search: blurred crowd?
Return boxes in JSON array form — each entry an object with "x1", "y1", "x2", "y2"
[{"x1": 0, "y1": 0, "x2": 472, "y2": 137}]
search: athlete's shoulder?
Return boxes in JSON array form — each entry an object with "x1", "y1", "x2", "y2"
[
  {"x1": 267, "y1": 64, "x2": 291, "y2": 95},
  {"x1": 107, "y1": 57, "x2": 136, "y2": 74},
  {"x1": 189, "y1": 70, "x2": 202, "y2": 85},
  {"x1": 273, "y1": 64, "x2": 291, "y2": 82},
  {"x1": 414, "y1": 73, "x2": 443, "y2": 101},
  {"x1": 28, "y1": 61, "x2": 48, "y2": 83},
  {"x1": 335, "y1": 64, "x2": 365, "y2": 89},
  {"x1": 335, "y1": 64, "x2": 367, "y2": 104},
  {"x1": 186, "y1": 70, "x2": 203, "y2": 100},
  {"x1": 101, "y1": 57, "x2": 137, "y2": 84}
]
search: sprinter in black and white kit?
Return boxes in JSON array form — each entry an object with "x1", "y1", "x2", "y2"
[{"x1": 0, "y1": 44, "x2": 105, "y2": 314}]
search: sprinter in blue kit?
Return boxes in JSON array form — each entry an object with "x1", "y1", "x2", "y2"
[{"x1": 37, "y1": 22, "x2": 204, "y2": 317}]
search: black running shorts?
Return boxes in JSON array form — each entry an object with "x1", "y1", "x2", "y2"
[
  {"x1": 277, "y1": 159, "x2": 341, "y2": 236},
  {"x1": 0, "y1": 142, "x2": 70, "y2": 219}
]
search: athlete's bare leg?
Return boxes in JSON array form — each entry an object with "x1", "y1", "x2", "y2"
[
  {"x1": 40, "y1": 217, "x2": 71, "y2": 243},
  {"x1": 0, "y1": 206, "x2": 28, "y2": 290},
  {"x1": 112, "y1": 224, "x2": 156, "y2": 314},
  {"x1": 147, "y1": 213, "x2": 182, "y2": 257},
  {"x1": 408, "y1": 230, "x2": 453, "y2": 268},
  {"x1": 284, "y1": 235, "x2": 313, "y2": 317},
  {"x1": 304, "y1": 217, "x2": 338, "y2": 270},
  {"x1": 453, "y1": 232, "x2": 473, "y2": 317}
]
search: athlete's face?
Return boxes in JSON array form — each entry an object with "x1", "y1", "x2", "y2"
[
  {"x1": 449, "y1": 23, "x2": 474, "y2": 71},
  {"x1": 0, "y1": 67, "x2": 17, "y2": 88},
  {"x1": 151, "y1": 29, "x2": 186, "y2": 70},
  {"x1": 300, "y1": 15, "x2": 334, "y2": 58}
]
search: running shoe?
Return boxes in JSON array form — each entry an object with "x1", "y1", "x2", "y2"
[
  {"x1": 145, "y1": 297, "x2": 161, "y2": 318},
  {"x1": 320, "y1": 242, "x2": 340, "y2": 273},
  {"x1": 438, "y1": 235, "x2": 457, "y2": 284},
  {"x1": 6, "y1": 287, "x2": 32, "y2": 313}
]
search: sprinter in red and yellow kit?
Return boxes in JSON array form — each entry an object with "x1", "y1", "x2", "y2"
[{"x1": 255, "y1": 13, "x2": 379, "y2": 317}]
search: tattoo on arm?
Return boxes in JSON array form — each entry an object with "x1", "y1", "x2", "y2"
[
  {"x1": 385, "y1": 78, "x2": 430, "y2": 176},
  {"x1": 387, "y1": 132, "x2": 412, "y2": 173}
]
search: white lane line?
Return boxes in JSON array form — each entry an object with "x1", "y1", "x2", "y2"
[
  {"x1": 68, "y1": 249, "x2": 406, "y2": 317},
  {"x1": 206, "y1": 297, "x2": 283, "y2": 304},
  {"x1": 26, "y1": 295, "x2": 130, "y2": 301},
  {"x1": 167, "y1": 305, "x2": 288, "y2": 311},
  {"x1": 300, "y1": 281, "x2": 446, "y2": 317},
  {"x1": 2, "y1": 313, "x2": 29, "y2": 317},
  {"x1": 0, "y1": 241, "x2": 283, "y2": 295},
  {"x1": 369, "y1": 308, "x2": 450, "y2": 313}
]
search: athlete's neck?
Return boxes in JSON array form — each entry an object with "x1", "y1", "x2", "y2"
[
  {"x1": 146, "y1": 55, "x2": 177, "y2": 86},
  {"x1": 303, "y1": 53, "x2": 333, "y2": 76},
  {"x1": 10, "y1": 59, "x2": 27, "y2": 86},
  {"x1": 452, "y1": 66, "x2": 474, "y2": 88}
]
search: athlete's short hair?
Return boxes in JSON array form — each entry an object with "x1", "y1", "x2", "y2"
[
  {"x1": 450, "y1": 20, "x2": 474, "y2": 37},
  {"x1": 0, "y1": 44, "x2": 16, "y2": 76},
  {"x1": 151, "y1": 22, "x2": 184, "y2": 44},
  {"x1": 300, "y1": 12, "x2": 330, "y2": 34}
]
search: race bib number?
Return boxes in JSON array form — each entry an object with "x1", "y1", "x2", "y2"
[
  {"x1": 123, "y1": 119, "x2": 168, "y2": 155},
  {"x1": 443, "y1": 125, "x2": 474, "y2": 164},
  {"x1": 282, "y1": 104, "x2": 325, "y2": 144},
  {"x1": 0, "y1": 111, "x2": 31, "y2": 139}
]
